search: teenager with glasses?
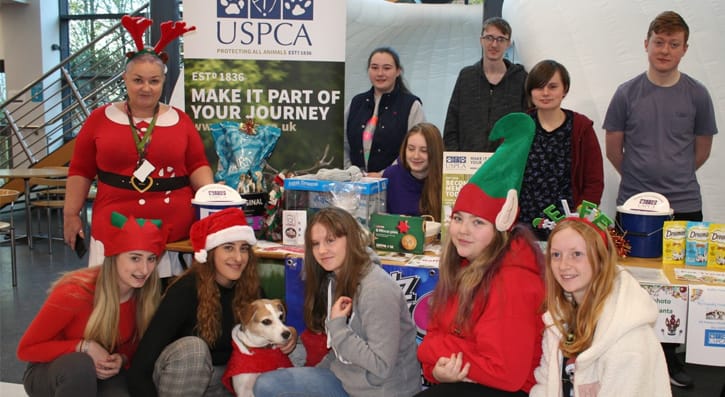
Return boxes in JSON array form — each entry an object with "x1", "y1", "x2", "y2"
[{"x1": 443, "y1": 17, "x2": 528, "y2": 153}]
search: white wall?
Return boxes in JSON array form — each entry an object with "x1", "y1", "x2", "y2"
[
  {"x1": 346, "y1": 0, "x2": 724, "y2": 223},
  {"x1": 506, "y1": 0, "x2": 725, "y2": 222},
  {"x1": 346, "y1": 0, "x2": 483, "y2": 131}
]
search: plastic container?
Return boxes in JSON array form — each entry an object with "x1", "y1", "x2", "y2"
[
  {"x1": 191, "y1": 184, "x2": 246, "y2": 220},
  {"x1": 617, "y1": 192, "x2": 673, "y2": 258}
]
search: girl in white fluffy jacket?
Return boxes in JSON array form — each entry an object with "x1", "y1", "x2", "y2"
[{"x1": 529, "y1": 218, "x2": 671, "y2": 397}]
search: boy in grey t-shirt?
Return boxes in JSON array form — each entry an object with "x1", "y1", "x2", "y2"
[{"x1": 603, "y1": 10, "x2": 718, "y2": 389}]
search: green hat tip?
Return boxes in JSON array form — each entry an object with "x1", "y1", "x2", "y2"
[{"x1": 469, "y1": 112, "x2": 535, "y2": 199}]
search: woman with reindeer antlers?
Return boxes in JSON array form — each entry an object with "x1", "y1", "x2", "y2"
[
  {"x1": 128, "y1": 208, "x2": 297, "y2": 397},
  {"x1": 63, "y1": 15, "x2": 213, "y2": 278}
]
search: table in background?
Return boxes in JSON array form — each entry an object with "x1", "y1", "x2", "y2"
[{"x1": 0, "y1": 167, "x2": 68, "y2": 249}]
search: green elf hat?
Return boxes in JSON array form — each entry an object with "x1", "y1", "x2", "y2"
[
  {"x1": 451, "y1": 112, "x2": 535, "y2": 231},
  {"x1": 105, "y1": 211, "x2": 167, "y2": 257}
]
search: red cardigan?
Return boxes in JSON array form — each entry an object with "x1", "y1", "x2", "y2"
[
  {"x1": 17, "y1": 267, "x2": 138, "y2": 366},
  {"x1": 417, "y1": 237, "x2": 545, "y2": 393},
  {"x1": 569, "y1": 110, "x2": 604, "y2": 206}
]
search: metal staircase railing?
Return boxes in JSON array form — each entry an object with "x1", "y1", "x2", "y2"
[{"x1": 0, "y1": 3, "x2": 150, "y2": 174}]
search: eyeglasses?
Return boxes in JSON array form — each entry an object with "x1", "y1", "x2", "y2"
[{"x1": 481, "y1": 35, "x2": 510, "y2": 44}]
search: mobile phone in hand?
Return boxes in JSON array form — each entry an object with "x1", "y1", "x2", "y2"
[{"x1": 74, "y1": 234, "x2": 87, "y2": 258}]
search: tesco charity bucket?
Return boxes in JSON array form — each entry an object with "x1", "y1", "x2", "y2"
[
  {"x1": 616, "y1": 192, "x2": 673, "y2": 258},
  {"x1": 192, "y1": 184, "x2": 247, "y2": 220}
]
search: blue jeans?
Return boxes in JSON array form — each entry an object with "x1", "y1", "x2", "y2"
[{"x1": 253, "y1": 367, "x2": 349, "y2": 397}]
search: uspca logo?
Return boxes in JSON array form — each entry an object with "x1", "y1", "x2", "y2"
[
  {"x1": 218, "y1": 0, "x2": 314, "y2": 20},
  {"x1": 217, "y1": 0, "x2": 314, "y2": 46}
]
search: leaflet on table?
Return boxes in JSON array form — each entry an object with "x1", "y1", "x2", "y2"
[
  {"x1": 619, "y1": 265, "x2": 670, "y2": 285},
  {"x1": 686, "y1": 284, "x2": 725, "y2": 366},
  {"x1": 674, "y1": 268, "x2": 725, "y2": 286}
]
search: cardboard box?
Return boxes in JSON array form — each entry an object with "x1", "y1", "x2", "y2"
[
  {"x1": 441, "y1": 152, "x2": 492, "y2": 238},
  {"x1": 369, "y1": 213, "x2": 425, "y2": 254},
  {"x1": 284, "y1": 177, "x2": 387, "y2": 226},
  {"x1": 241, "y1": 192, "x2": 268, "y2": 231}
]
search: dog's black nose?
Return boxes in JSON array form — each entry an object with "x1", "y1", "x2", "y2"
[{"x1": 281, "y1": 331, "x2": 291, "y2": 340}]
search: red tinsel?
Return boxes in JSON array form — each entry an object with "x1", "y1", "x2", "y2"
[{"x1": 608, "y1": 227, "x2": 631, "y2": 258}]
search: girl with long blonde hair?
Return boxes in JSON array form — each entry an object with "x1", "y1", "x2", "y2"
[
  {"x1": 18, "y1": 213, "x2": 166, "y2": 397},
  {"x1": 529, "y1": 218, "x2": 670, "y2": 397}
]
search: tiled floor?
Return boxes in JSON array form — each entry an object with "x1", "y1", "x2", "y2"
[{"x1": 1, "y1": 210, "x2": 724, "y2": 396}]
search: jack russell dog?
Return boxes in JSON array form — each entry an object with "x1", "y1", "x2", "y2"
[{"x1": 221, "y1": 298, "x2": 294, "y2": 397}]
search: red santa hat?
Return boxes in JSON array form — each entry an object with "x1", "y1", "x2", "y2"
[
  {"x1": 105, "y1": 212, "x2": 168, "y2": 257},
  {"x1": 190, "y1": 207, "x2": 257, "y2": 263},
  {"x1": 451, "y1": 113, "x2": 536, "y2": 231}
]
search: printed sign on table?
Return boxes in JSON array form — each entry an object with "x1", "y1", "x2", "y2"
[
  {"x1": 685, "y1": 284, "x2": 725, "y2": 366},
  {"x1": 640, "y1": 283, "x2": 689, "y2": 344}
]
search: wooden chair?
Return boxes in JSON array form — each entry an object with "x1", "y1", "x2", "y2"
[
  {"x1": 29, "y1": 171, "x2": 68, "y2": 254},
  {"x1": 0, "y1": 189, "x2": 21, "y2": 286}
]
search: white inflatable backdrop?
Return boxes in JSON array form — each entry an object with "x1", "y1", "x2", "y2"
[{"x1": 345, "y1": 0, "x2": 724, "y2": 222}]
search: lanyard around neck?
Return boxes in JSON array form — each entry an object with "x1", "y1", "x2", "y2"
[{"x1": 126, "y1": 101, "x2": 159, "y2": 163}]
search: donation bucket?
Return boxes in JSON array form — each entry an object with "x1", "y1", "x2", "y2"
[
  {"x1": 192, "y1": 184, "x2": 246, "y2": 220},
  {"x1": 617, "y1": 192, "x2": 673, "y2": 258}
]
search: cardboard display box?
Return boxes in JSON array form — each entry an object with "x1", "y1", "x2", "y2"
[
  {"x1": 369, "y1": 213, "x2": 425, "y2": 254},
  {"x1": 284, "y1": 177, "x2": 387, "y2": 226}
]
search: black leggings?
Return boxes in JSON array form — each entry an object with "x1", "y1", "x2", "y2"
[
  {"x1": 414, "y1": 382, "x2": 528, "y2": 397},
  {"x1": 23, "y1": 352, "x2": 130, "y2": 397}
]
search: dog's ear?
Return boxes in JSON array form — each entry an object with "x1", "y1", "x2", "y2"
[
  {"x1": 273, "y1": 299, "x2": 287, "y2": 321},
  {"x1": 238, "y1": 302, "x2": 257, "y2": 328}
]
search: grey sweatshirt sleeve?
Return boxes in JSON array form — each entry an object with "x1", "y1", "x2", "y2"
[{"x1": 325, "y1": 267, "x2": 405, "y2": 379}]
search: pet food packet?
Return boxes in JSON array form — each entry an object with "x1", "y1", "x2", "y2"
[
  {"x1": 706, "y1": 223, "x2": 725, "y2": 270},
  {"x1": 685, "y1": 221, "x2": 710, "y2": 266},
  {"x1": 662, "y1": 220, "x2": 687, "y2": 265}
]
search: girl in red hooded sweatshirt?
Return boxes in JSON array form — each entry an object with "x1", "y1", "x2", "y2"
[{"x1": 416, "y1": 113, "x2": 545, "y2": 397}]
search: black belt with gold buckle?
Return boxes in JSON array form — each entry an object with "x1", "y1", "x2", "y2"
[{"x1": 97, "y1": 169, "x2": 189, "y2": 193}]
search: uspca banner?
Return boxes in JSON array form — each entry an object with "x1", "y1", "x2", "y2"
[
  {"x1": 184, "y1": 0, "x2": 346, "y2": 61},
  {"x1": 181, "y1": 0, "x2": 346, "y2": 179}
]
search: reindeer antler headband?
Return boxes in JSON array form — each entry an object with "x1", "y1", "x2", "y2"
[{"x1": 121, "y1": 15, "x2": 196, "y2": 64}]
